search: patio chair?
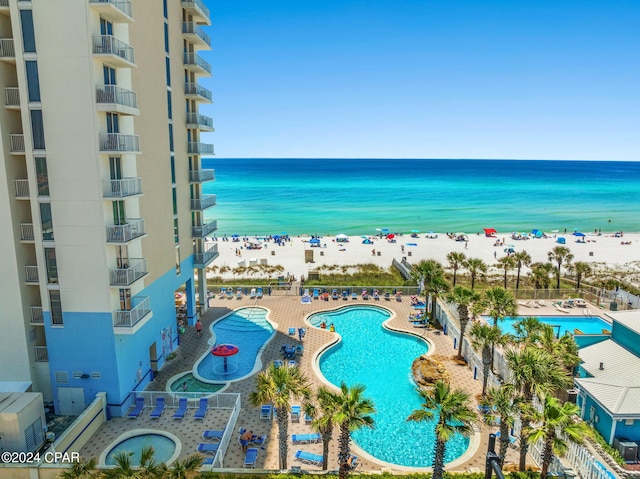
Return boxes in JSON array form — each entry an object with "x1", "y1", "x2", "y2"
[
  {"x1": 292, "y1": 433, "x2": 321, "y2": 444},
  {"x1": 288, "y1": 327, "x2": 296, "y2": 336},
  {"x1": 244, "y1": 448, "x2": 259, "y2": 468},
  {"x1": 291, "y1": 405, "x2": 301, "y2": 422},
  {"x1": 172, "y1": 397, "x2": 188, "y2": 419},
  {"x1": 342, "y1": 290, "x2": 348, "y2": 300},
  {"x1": 312, "y1": 288, "x2": 320, "y2": 300},
  {"x1": 260, "y1": 404, "x2": 272, "y2": 420},
  {"x1": 149, "y1": 397, "x2": 165, "y2": 419},
  {"x1": 250, "y1": 288, "x2": 257, "y2": 299},
  {"x1": 256, "y1": 287, "x2": 263, "y2": 299},
  {"x1": 219, "y1": 287, "x2": 227, "y2": 298},
  {"x1": 202, "y1": 429, "x2": 225, "y2": 441},
  {"x1": 197, "y1": 443, "x2": 220, "y2": 455},
  {"x1": 304, "y1": 413, "x2": 313, "y2": 425},
  {"x1": 274, "y1": 360, "x2": 283, "y2": 368},
  {"x1": 294, "y1": 450, "x2": 323, "y2": 466},
  {"x1": 128, "y1": 397, "x2": 144, "y2": 419},
  {"x1": 194, "y1": 397, "x2": 208, "y2": 419}
]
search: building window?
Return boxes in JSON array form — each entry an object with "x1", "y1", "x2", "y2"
[
  {"x1": 175, "y1": 246, "x2": 181, "y2": 274},
  {"x1": 103, "y1": 65, "x2": 116, "y2": 85},
  {"x1": 24, "y1": 417, "x2": 44, "y2": 452},
  {"x1": 106, "y1": 112, "x2": 119, "y2": 133},
  {"x1": 100, "y1": 18, "x2": 113, "y2": 36},
  {"x1": 35, "y1": 157, "x2": 49, "y2": 196},
  {"x1": 167, "y1": 90, "x2": 172, "y2": 119},
  {"x1": 168, "y1": 123, "x2": 174, "y2": 152},
  {"x1": 165, "y1": 57, "x2": 171, "y2": 86},
  {"x1": 49, "y1": 290, "x2": 63, "y2": 325},
  {"x1": 44, "y1": 248, "x2": 58, "y2": 284},
  {"x1": 172, "y1": 187, "x2": 178, "y2": 215},
  {"x1": 30, "y1": 110, "x2": 45, "y2": 149},
  {"x1": 164, "y1": 23, "x2": 169, "y2": 53},
  {"x1": 25, "y1": 61, "x2": 41, "y2": 102},
  {"x1": 170, "y1": 156, "x2": 176, "y2": 184},
  {"x1": 20, "y1": 10, "x2": 36, "y2": 53},
  {"x1": 174, "y1": 218, "x2": 179, "y2": 244},
  {"x1": 39, "y1": 202, "x2": 53, "y2": 241}
]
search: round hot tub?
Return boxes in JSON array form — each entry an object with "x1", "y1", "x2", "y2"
[{"x1": 100, "y1": 430, "x2": 180, "y2": 466}]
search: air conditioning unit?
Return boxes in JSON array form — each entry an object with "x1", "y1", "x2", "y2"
[{"x1": 614, "y1": 439, "x2": 638, "y2": 462}]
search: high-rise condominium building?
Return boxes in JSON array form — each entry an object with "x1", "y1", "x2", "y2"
[{"x1": 0, "y1": 0, "x2": 216, "y2": 417}]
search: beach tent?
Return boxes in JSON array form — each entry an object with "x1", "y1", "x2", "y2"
[
  {"x1": 573, "y1": 232, "x2": 585, "y2": 237},
  {"x1": 309, "y1": 238, "x2": 321, "y2": 246},
  {"x1": 335, "y1": 234, "x2": 349, "y2": 243},
  {"x1": 483, "y1": 228, "x2": 497, "y2": 237},
  {"x1": 557, "y1": 237, "x2": 566, "y2": 244},
  {"x1": 531, "y1": 229, "x2": 543, "y2": 238},
  {"x1": 362, "y1": 238, "x2": 373, "y2": 244}
]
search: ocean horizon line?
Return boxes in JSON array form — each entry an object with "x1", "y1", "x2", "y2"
[{"x1": 204, "y1": 157, "x2": 638, "y2": 162}]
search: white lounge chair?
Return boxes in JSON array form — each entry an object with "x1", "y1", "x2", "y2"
[{"x1": 250, "y1": 288, "x2": 256, "y2": 299}]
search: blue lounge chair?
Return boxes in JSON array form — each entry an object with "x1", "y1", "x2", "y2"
[
  {"x1": 295, "y1": 345, "x2": 304, "y2": 356},
  {"x1": 128, "y1": 397, "x2": 144, "y2": 419},
  {"x1": 225, "y1": 288, "x2": 234, "y2": 299},
  {"x1": 351, "y1": 292, "x2": 357, "y2": 300},
  {"x1": 348, "y1": 455, "x2": 359, "y2": 470},
  {"x1": 202, "y1": 429, "x2": 225, "y2": 441},
  {"x1": 256, "y1": 287, "x2": 263, "y2": 299},
  {"x1": 219, "y1": 287, "x2": 227, "y2": 298},
  {"x1": 373, "y1": 290, "x2": 380, "y2": 300},
  {"x1": 197, "y1": 443, "x2": 220, "y2": 455},
  {"x1": 304, "y1": 413, "x2": 313, "y2": 425},
  {"x1": 194, "y1": 397, "x2": 208, "y2": 419},
  {"x1": 260, "y1": 404, "x2": 272, "y2": 420},
  {"x1": 292, "y1": 433, "x2": 321, "y2": 444},
  {"x1": 331, "y1": 289, "x2": 339, "y2": 300},
  {"x1": 291, "y1": 405, "x2": 301, "y2": 422},
  {"x1": 250, "y1": 288, "x2": 257, "y2": 299},
  {"x1": 173, "y1": 397, "x2": 188, "y2": 419},
  {"x1": 288, "y1": 327, "x2": 296, "y2": 336},
  {"x1": 495, "y1": 431, "x2": 517, "y2": 444},
  {"x1": 244, "y1": 447, "x2": 258, "y2": 468},
  {"x1": 239, "y1": 429, "x2": 268, "y2": 447},
  {"x1": 312, "y1": 288, "x2": 319, "y2": 300},
  {"x1": 150, "y1": 397, "x2": 165, "y2": 419},
  {"x1": 288, "y1": 360, "x2": 297, "y2": 367},
  {"x1": 294, "y1": 450, "x2": 323, "y2": 466},
  {"x1": 203, "y1": 456, "x2": 215, "y2": 466},
  {"x1": 342, "y1": 290, "x2": 348, "y2": 300},
  {"x1": 384, "y1": 291, "x2": 391, "y2": 300},
  {"x1": 274, "y1": 360, "x2": 283, "y2": 368},
  {"x1": 236, "y1": 288, "x2": 243, "y2": 299}
]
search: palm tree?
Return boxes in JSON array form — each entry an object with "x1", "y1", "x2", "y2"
[
  {"x1": 407, "y1": 381, "x2": 477, "y2": 479},
  {"x1": 512, "y1": 251, "x2": 531, "y2": 290},
  {"x1": 446, "y1": 251, "x2": 466, "y2": 286},
  {"x1": 249, "y1": 363, "x2": 311, "y2": 470},
  {"x1": 332, "y1": 383, "x2": 375, "y2": 479},
  {"x1": 102, "y1": 447, "x2": 163, "y2": 479},
  {"x1": 425, "y1": 276, "x2": 450, "y2": 325},
  {"x1": 481, "y1": 287, "x2": 517, "y2": 327},
  {"x1": 162, "y1": 455, "x2": 205, "y2": 479},
  {"x1": 529, "y1": 395, "x2": 589, "y2": 477},
  {"x1": 571, "y1": 261, "x2": 592, "y2": 291},
  {"x1": 464, "y1": 258, "x2": 487, "y2": 290},
  {"x1": 303, "y1": 386, "x2": 339, "y2": 470},
  {"x1": 529, "y1": 262, "x2": 553, "y2": 289},
  {"x1": 512, "y1": 316, "x2": 547, "y2": 345},
  {"x1": 538, "y1": 329, "x2": 581, "y2": 372},
  {"x1": 548, "y1": 246, "x2": 574, "y2": 289},
  {"x1": 445, "y1": 286, "x2": 480, "y2": 360},
  {"x1": 481, "y1": 386, "x2": 518, "y2": 466},
  {"x1": 58, "y1": 457, "x2": 99, "y2": 479},
  {"x1": 411, "y1": 260, "x2": 449, "y2": 325},
  {"x1": 496, "y1": 256, "x2": 516, "y2": 288},
  {"x1": 469, "y1": 323, "x2": 507, "y2": 396}
]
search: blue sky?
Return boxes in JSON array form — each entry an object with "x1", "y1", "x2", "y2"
[{"x1": 200, "y1": 0, "x2": 639, "y2": 160}]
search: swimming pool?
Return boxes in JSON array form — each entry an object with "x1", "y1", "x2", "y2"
[
  {"x1": 168, "y1": 372, "x2": 226, "y2": 394},
  {"x1": 310, "y1": 306, "x2": 469, "y2": 468},
  {"x1": 101, "y1": 431, "x2": 179, "y2": 466},
  {"x1": 196, "y1": 307, "x2": 274, "y2": 381},
  {"x1": 495, "y1": 315, "x2": 611, "y2": 336}
]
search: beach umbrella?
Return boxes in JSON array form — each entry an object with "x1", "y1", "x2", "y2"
[
  {"x1": 386, "y1": 234, "x2": 395, "y2": 239},
  {"x1": 231, "y1": 234, "x2": 239, "y2": 238},
  {"x1": 211, "y1": 344, "x2": 239, "y2": 371},
  {"x1": 411, "y1": 229, "x2": 420, "y2": 233},
  {"x1": 573, "y1": 232, "x2": 585, "y2": 237},
  {"x1": 309, "y1": 238, "x2": 321, "y2": 244}
]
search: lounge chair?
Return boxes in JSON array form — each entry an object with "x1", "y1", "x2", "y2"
[
  {"x1": 304, "y1": 413, "x2": 313, "y2": 425},
  {"x1": 244, "y1": 448, "x2": 259, "y2": 468},
  {"x1": 495, "y1": 431, "x2": 517, "y2": 444},
  {"x1": 203, "y1": 456, "x2": 215, "y2": 466},
  {"x1": 150, "y1": 397, "x2": 165, "y2": 419},
  {"x1": 202, "y1": 429, "x2": 225, "y2": 441},
  {"x1": 395, "y1": 291, "x2": 402, "y2": 301},
  {"x1": 256, "y1": 287, "x2": 263, "y2": 299},
  {"x1": 294, "y1": 450, "x2": 323, "y2": 466},
  {"x1": 173, "y1": 397, "x2": 188, "y2": 419},
  {"x1": 295, "y1": 345, "x2": 304, "y2": 356},
  {"x1": 288, "y1": 360, "x2": 297, "y2": 367},
  {"x1": 194, "y1": 397, "x2": 208, "y2": 419},
  {"x1": 239, "y1": 429, "x2": 268, "y2": 447},
  {"x1": 219, "y1": 287, "x2": 227, "y2": 298},
  {"x1": 291, "y1": 405, "x2": 301, "y2": 422},
  {"x1": 348, "y1": 455, "x2": 359, "y2": 470},
  {"x1": 260, "y1": 404, "x2": 272, "y2": 420},
  {"x1": 292, "y1": 433, "x2": 322, "y2": 444},
  {"x1": 225, "y1": 288, "x2": 234, "y2": 299},
  {"x1": 351, "y1": 292, "x2": 357, "y2": 300},
  {"x1": 274, "y1": 359, "x2": 283, "y2": 368},
  {"x1": 197, "y1": 443, "x2": 220, "y2": 455},
  {"x1": 304, "y1": 288, "x2": 310, "y2": 296},
  {"x1": 128, "y1": 397, "x2": 144, "y2": 419},
  {"x1": 288, "y1": 327, "x2": 296, "y2": 336},
  {"x1": 331, "y1": 289, "x2": 339, "y2": 300},
  {"x1": 250, "y1": 288, "x2": 257, "y2": 299},
  {"x1": 373, "y1": 290, "x2": 380, "y2": 300},
  {"x1": 361, "y1": 289, "x2": 369, "y2": 300},
  {"x1": 537, "y1": 299, "x2": 546, "y2": 306},
  {"x1": 236, "y1": 288, "x2": 243, "y2": 299},
  {"x1": 312, "y1": 288, "x2": 319, "y2": 300},
  {"x1": 342, "y1": 290, "x2": 348, "y2": 300},
  {"x1": 384, "y1": 291, "x2": 390, "y2": 300}
]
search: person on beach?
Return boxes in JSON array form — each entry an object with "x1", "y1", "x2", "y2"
[
  {"x1": 195, "y1": 319, "x2": 202, "y2": 337},
  {"x1": 239, "y1": 429, "x2": 253, "y2": 452}
]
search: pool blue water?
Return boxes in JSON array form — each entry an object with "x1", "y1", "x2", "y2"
[
  {"x1": 197, "y1": 307, "x2": 273, "y2": 380},
  {"x1": 498, "y1": 315, "x2": 611, "y2": 336},
  {"x1": 311, "y1": 306, "x2": 469, "y2": 467},
  {"x1": 105, "y1": 434, "x2": 175, "y2": 465}
]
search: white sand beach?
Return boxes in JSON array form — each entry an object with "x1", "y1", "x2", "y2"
[{"x1": 207, "y1": 232, "x2": 640, "y2": 283}]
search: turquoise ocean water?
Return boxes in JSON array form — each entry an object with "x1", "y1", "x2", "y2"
[{"x1": 202, "y1": 159, "x2": 640, "y2": 236}]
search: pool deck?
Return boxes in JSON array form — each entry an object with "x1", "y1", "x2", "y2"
[{"x1": 84, "y1": 294, "x2": 603, "y2": 472}]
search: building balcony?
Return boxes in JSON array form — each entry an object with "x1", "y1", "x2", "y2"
[
  {"x1": 15, "y1": 179, "x2": 29, "y2": 198},
  {"x1": 20, "y1": 223, "x2": 34, "y2": 241},
  {"x1": 189, "y1": 169, "x2": 215, "y2": 183},
  {"x1": 0, "y1": 38, "x2": 15, "y2": 62},
  {"x1": 181, "y1": 0, "x2": 211, "y2": 26},
  {"x1": 25, "y1": 265, "x2": 39, "y2": 284},
  {"x1": 89, "y1": 0, "x2": 133, "y2": 23},
  {"x1": 93, "y1": 35, "x2": 135, "y2": 68},
  {"x1": 182, "y1": 22, "x2": 211, "y2": 48},
  {"x1": 103, "y1": 177, "x2": 142, "y2": 198},
  {"x1": 187, "y1": 142, "x2": 214, "y2": 155},
  {"x1": 113, "y1": 296, "x2": 151, "y2": 328},
  {"x1": 10, "y1": 133, "x2": 25, "y2": 154},
  {"x1": 191, "y1": 194, "x2": 217, "y2": 210},
  {"x1": 96, "y1": 85, "x2": 139, "y2": 115},
  {"x1": 183, "y1": 52, "x2": 211, "y2": 75},
  {"x1": 0, "y1": 0, "x2": 9, "y2": 14},
  {"x1": 109, "y1": 258, "x2": 148, "y2": 287},
  {"x1": 34, "y1": 346, "x2": 48, "y2": 362},
  {"x1": 193, "y1": 243, "x2": 219, "y2": 268},
  {"x1": 99, "y1": 133, "x2": 140, "y2": 154},
  {"x1": 106, "y1": 218, "x2": 145, "y2": 243},
  {"x1": 192, "y1": 220, "x2": 217, "y2": 238},
  {"x1": 184, "y1": 82, "x2": 212, "y2": 103},
  {"x1": 5, "y1": 87, "x2": 20, "y2": 109},
  {"x1": 30, "y1": 306, "x2": 44, "y2": 325},
  {"x1": 186, "y1": 112, "x2": 214, "y2": 131}
]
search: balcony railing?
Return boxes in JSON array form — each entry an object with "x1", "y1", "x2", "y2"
[
  {"x1": 113, "y1": 296, "x2": 151, "y2": 328},
  {"x1": 106, "y1": 218, "x2": 145, "y2": 243},
  {"x1": 182, "y1": 22, "x2": 211, "y2": 47},
  {"x1": 187, "y1": 142, "x2": 215, "y2": 155},
  {"x1": 109, "y1": 258, "x2": 147, "y2": 286},
  {"x1": 183, "y1": 52, "x2": 211, "y2": 74},
  {"x1": 193, "y1": 243, "x2": 219, "y2": 268},
  {"x1": 189, "y1": 169, "x2": 215, "y2": 182},
  {"x1": 0, "y1": 0, "x2": 9, "y2": 9},
  {"x1": 34, "y1": 346, "x2": 48, "y2": 362},
  {"x1": 96, "y1": 85, "x2": 138, "y2": 110},
  {"x1": 0, "y1": 38, "x2": 15, "y2": 59},
  {"x1": 20, "y1": 223, "x2": 34, "y2": 241},
  {"x1": 5, "y1": 87, "x2": 19, "y2": 108},
  {"x1": 10, "y1": 133, "x2": 25, "y2": 153},
  {"x1": 184, "y1": 82, "x2": 212, "y2": 102},
  {"x1": 15, "y1": 179, "x2": 29, "y2": 198},
  {"x1": 25, "y1": 265, "x2": 39, "y2": 283},
  {"x1": 89, "y1": 0, "x2": 133, "y2": 22},
  {"x1": 191, "y1": 194, "x2": 217, "y2": 210},
  {"x1": 93, "y1": 35, "x2": 135, "y2": 66},
  {"x1": 181, "y1": 0, "x2": 210, "y2": 24},
  {"x1": 103, "y1": 177, "x2": 142, "y2": 198},
  {"x1": 99, "y1": 133, "x2": 140, "y2": 153},
  {"x1": 186, "y1": 112, "x2": 214, "y2": 130},
  {"x1": 30, "y1": 306, "x2": 44, "y2": 324},
  {"x1": 192, "y1": 220, "x2": 217, "y2": 238}
]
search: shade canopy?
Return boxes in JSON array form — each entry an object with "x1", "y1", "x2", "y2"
[
  {"x1": 211, "y1": 344, "x2": 239, "y2": 357},
  {"x1": 573, "y1": 232, "x2": 586, "y2": 237},
  {"x1": 335, "y1": 234, "x2": 348, "y2": 239},
  {"x1": 309, "y1": 238, "x2": 321, "y2": 244}
]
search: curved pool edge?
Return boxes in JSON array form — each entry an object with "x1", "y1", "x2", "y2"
[
  {"x1": 165, "y1": 370, "x2": 229, "y2": 397},
  {"x1": 98, "y1": 429, "x2": 181, "y2": 467}
]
